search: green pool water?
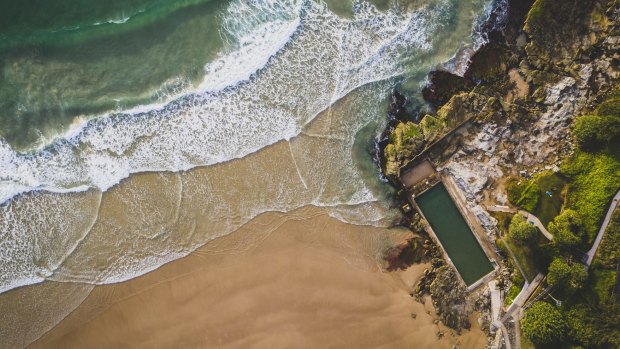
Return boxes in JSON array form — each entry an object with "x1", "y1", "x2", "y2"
[{"x1": 416, "y1": 182, "x2": 494, "y2": 286}]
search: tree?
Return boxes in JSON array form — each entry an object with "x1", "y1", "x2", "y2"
[
  {"x1": 547, "y1": 257, "x2": 587, "y2": 294},
  {"x1": 509, "y1": 214, "x2": 538, "y2": 244},
  {"x1": 521, "y1": 301, "x2": 567, "y2": 346},
  {"x1": 567, "y1": 303, "x2": 620, "y2": 349},
  {"x1": 548, "y1": 209, "x2": 586, "y2": 249}
]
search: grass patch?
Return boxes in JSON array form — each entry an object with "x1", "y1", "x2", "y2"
[
  {"x1": 507, "y1": 171, "x2": 568, "y2": 227},
  {"x1": 501, "y1": 235, "x2": 546, "y2": 282},
  {"x1": 490, "y1": 211, "x2": 513, "y2": 232},
  {"x1": 532, "y1": 172, "x2": 567, "y2": 227},
  {"x1": 507, "y1": 178, "x2": 540, "y2": 212},
  {"x1": 505, "y1": 284, "x2": 522, "y2": 306},
  {"x1": 560, "y1": 149, "x2": 620, "y2": 242}
]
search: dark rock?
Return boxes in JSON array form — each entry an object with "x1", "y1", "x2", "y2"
[
  {"x1": 476, "y1": 0, "x2": 535, "y2": 47},
  {"x1": 388, "y1": 90, "x2": 413, "y2": 122},
  {"x1": 384, "y1": 237, "x2": 425, "y2": 271},
  {"x1": 502, "y1": 0, "x2": 536, "y2": 46},
  {"x1": 422, "y1": 71, "x2": 475, "y2": 107},
  {"x1": 429, "y1": 266, "x2": 471, "y2": 331},
  {"x1": 464, "y1": 44, "x2": 511, "y2": 83},
  {"x1": 524, "y1": 0, "x2": 599, "y2": 71}
]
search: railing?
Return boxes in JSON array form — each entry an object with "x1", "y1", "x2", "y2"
[{"x1": 523, "y1": 285, "x2": 554, "y2": 310}]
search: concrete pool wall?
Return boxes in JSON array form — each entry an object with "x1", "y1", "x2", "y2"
[{"x1": 415, "y1": 181, "x2": 495, "y2": 287}]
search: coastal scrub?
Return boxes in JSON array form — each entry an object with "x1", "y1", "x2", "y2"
[{"x1": 521, "y1": 301, "x2": 567, "y2": 346}]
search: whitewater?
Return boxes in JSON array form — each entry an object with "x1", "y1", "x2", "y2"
[{"x1": 0, "y1": 0, "x2": 493, "y2": 294}]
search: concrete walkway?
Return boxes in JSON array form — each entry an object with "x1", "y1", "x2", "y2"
[
  {"x1": 519, "y1": 211, "x2": 553, "y2": 241},
  {"x1": 512, "y1": 312, "x2": 522, "y2": 349},
  {"x1": 489, "y1": 280, "x2": 502, "y2": 324},
  {"x1": 501, "y1": 273, "x2": 545, "y2": 323},
  {"x1": 585, "y1": 189, "x2": 620, "y2": 266},
  {"x1": 487, "y1": 205, "x2": 517, "y2": 214},
  {"x1": 501, "y1": 324, "x2": 513, "y2": 349},
  {"x1": 485, "y1": 205, "x2": 553, "y2": 241}
]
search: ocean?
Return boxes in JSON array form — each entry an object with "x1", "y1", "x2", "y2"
[{"x1": 0, "y1": 0, "x2": 492, "y2": 299}]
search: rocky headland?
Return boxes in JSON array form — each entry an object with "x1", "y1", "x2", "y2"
[{"x1": 381, "y1": 0, "x2": 620, "y2": 344}]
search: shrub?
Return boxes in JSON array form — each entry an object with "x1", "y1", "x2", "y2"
[
  {"x1": 596, "y1": 97, "x2": 620, "y2": 117},
  {"x1": 521, "y1": 301, "x2": 567, "y2": 346},
  {"x1": 548, "y1": 209, "x2": 586, "y2": 250},
  {"x1": 509, "y1": 214, "x2": 538, "y2": 244},
  {"x1": 594, "y1": 208, "x2": 620, "y2": 270},
  {"x1": 573, "y1": 115, "x2": 605, "y2": 149},
  {"x1": 566, "y1": 306, "x2": 597, "y2": 348},
  {"x1": 547, "y1": 257, "x2": 588, "y2": 294},
  {"x1": 566, "y1": 303, "x2": 620, "y2": 349},
  {"x1": 573, "y1": 114, "x2": 620, "y2": 150}
]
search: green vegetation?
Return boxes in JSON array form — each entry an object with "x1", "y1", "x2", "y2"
[
  {"x1": 501, "y1": 90, "x2": 620, "y2": 349},
  {"x1": 596, "y1": 96, "x2": 620, "y2": 119},
  {"x1": 593, "y1": 208, "x2": 620, "y2": 270},
  {"x1": 507, "y1": 171, "x2": 567, "y2": 226},
  {"x1": 524, "y1": 91, "x2": 620, "y2": 349},
  {"x1": 548, "y1": 209, "x2": 586, "y2": 250},
  {"x1": 561, "y1": 89, "x2": 620, "y2": 241},
  {"x1": 507, "y1": 179, "x2": 540, "y2": 212},
  {"x1": 560, "y1": 262, "x2": 620, "y2": 349},
  {"x1": 383, "y1": 115, "x2": 447, "y2": 177},
  {"x1": 521, "y1": 301, "x2": 567, "y2": 346},
  {"x1": 573, "y1": 101, "x2": 620, "y2": 150},
  {"x1": 505, "y1": 284, "x2": 521, "y2": 306},
  {"x1": 520, "y1": 336, "x2": 536, "y2": 349},
  {"x1": 573, "y1": 115, "x2": 614, "y2": 150},
  {"x1": 566, "y1": 303, "x2": 620, "y2": 349},
  {"x1": 589, "y1": 269, "x2": 617, "y2": 304},
  {"x1": 547, "y1": 257, "x2": 587, "y2": 295},
  {"x1": 533, "y1": 172, "x2": 567, "y2": 226},
  {"x1": 509, "y1": 214, "x2": 538, "y2": 244},
  {"x1": 490, "y1": 211, "x2": 512, "y2": 232},
  {"x1": 561, "y1": 149, "x2": 620, "y2": 241},
  {"x1": 497, "y1": 233, "x2": 545, "y2": 282}
]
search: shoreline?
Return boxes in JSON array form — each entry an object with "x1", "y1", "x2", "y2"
[{"x1": 20, "y1": 206, "x2": 487, "y2": 349}]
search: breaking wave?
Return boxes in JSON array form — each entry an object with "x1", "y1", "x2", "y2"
[{"x1": 0, "y1": 0, "x2": 492, "y2": 294}]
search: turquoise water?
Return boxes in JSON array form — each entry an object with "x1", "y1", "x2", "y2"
[
  {"x1": 0, "y1": 0, "x2": 227, "y2": 149},
  {"x1": 416, "y1": 182, "x2": 494, "y2": 285}
]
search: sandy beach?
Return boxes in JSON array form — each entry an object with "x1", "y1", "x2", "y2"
[{"x1": 19, "y1": 206, "x2": 486, "y2": 349}]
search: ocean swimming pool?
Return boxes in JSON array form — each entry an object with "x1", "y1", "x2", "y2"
[{"x1": 416, "y1": 182, "x2": 494, "y2": 286}]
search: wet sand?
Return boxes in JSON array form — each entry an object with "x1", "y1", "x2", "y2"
[{"x1": 24, "y1": 206, "x2": 486, "y2": 349}]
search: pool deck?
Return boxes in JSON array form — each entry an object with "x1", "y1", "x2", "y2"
[{"x1": 400, "y1": 159, "x2": 436, "y2": 188}]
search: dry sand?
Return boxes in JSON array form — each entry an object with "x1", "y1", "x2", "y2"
[{"x1": 25, "y1": 206, "x2": 487, "y2": 349}]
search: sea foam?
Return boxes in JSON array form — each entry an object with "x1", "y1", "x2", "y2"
[
  {"x1": 0, "y1": 0, "x2": 492, "y2": 294},
  {"x1": 0, "y1": 0, "x2": 442, "y2": 205}
]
